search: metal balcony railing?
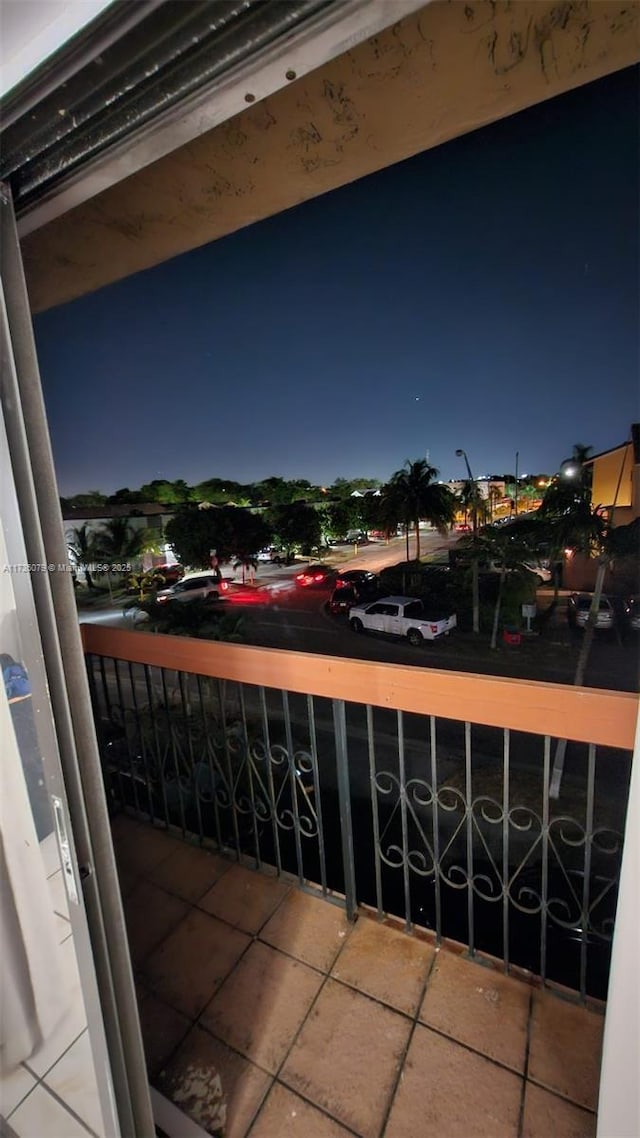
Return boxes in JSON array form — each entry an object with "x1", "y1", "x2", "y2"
[{"x1": 81, "y1": 624, "x2": 638, "y2": 1002}]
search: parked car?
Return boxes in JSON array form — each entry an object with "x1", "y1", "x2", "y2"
[
  {"x1": 345, "y1": 530, "x2": 368, "y2": 544},
  {"x1": 150, "y1": 563, "x2": 184, "y2": 585},
  {"x1": 328, "y1": 584, "x2": 359, "y2": 615},
  {"x1": 623, "y1": 595, "x2": 640, "y2": 631},
  {"x1": 349, "y1": 596, "x2": 457, "y2": 645},
  {"x1": 454, "y1": 522, "x2": 472, "y2": 533},
  {"x1": 256, "y1": 548, "x2": 286, "y2": 565},
  {"x1": 295, "y1": 564, "x2": 335, "y2": 587},
  {"x1": 567, "y1": 593, "x2": 616, "y2": 631},
  {"x1": 157, "y1": 573, "x2": 227, "y2": 605},
  {"x1": 490, "y1": 559, "x2": 552, "y2": 585},
  {"x1": 335, "y1": 570, "x2": 378, "y2": 593}
]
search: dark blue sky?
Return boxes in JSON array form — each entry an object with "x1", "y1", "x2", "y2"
[{"x1": 35, "y1": 66, "x2": 639, "y2": 496}]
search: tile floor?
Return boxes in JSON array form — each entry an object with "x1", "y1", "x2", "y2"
[
  {"x1": 116, "y1": 815, "x2": 604, "y2": 1138},
  {"x1": 0, "y1": 832, "x2": 107, "y2": 1138}
]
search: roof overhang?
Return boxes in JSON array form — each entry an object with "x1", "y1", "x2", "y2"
[{"x1": 4, "y1": 0, "x2": 638, "y2": 312}]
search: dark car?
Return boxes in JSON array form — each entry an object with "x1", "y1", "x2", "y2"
[
  {"x1": 328, "y1": 584, "x2": 359, "y2": 615},
  {"x1": 335, "y1": 570, "x2": 378, "y2": 593},
  {"x1": 295, "y1": 564, "x2": 335, "y2": 587},
  {"x1": 154, "y1": 563, "x2": 184, "y2": 585}
]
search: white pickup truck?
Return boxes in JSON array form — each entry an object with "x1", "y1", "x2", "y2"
[{"x1": 348, "y1": 595, "x2": 457, "y2": 645}]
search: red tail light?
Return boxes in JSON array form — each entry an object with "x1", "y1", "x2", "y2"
[
  {"x1": 220, "y1": 581, "x2": 228, "y2": 591},
  {"x1": 314, "y1": 574, "x2": 324, "y2": 582}
]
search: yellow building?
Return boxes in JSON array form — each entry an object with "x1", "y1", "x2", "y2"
[{"x1": 587, "y1": 425, "x2": 640, "y2": 526}]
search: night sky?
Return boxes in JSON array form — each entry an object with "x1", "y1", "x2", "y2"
[{"x1": 34, "y1": 66, "x2": 639, "y2": 497}]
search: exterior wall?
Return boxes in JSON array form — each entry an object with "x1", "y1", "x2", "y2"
[{"x1": 22, "y1": 0, "x2": 640, "y2": 312}]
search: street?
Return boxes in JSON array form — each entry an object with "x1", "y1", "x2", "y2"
[{"x1": 78, "y1": 530, "x2": 639, "y2": 694}]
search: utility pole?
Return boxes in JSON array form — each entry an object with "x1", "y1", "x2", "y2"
[{"x1": 514, "y1": 451, "x2": 519, "y2": 517}]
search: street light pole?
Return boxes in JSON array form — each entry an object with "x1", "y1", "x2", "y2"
[
  {"x1": 514, "y1": 451, "x2": 519, "y2": 517},
  {"x1": 455, "y1": 448, "x2": 480, "y2": 633}
]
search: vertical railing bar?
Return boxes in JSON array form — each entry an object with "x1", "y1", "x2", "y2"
[
  {"x1": 196, "y1": 675, "x2": 223, "y2": 851},
  {"x1": 143, "y1": 664, "x2": 169, "y2": 829},
  {"x1": 397, "y1": 710, "x2": 412, "y2": 933},
  {"x1": 429, "y1": 715, "x2": 442, "y2": 943},
  {"x1": 540, "y1": 735, "x2": 551, "y2": 986},
  {"x1": 306, "y1": 694, "x2": 327, "y2": 895},
  {"x1": 282, "y1": 690, "x2": 304, "y2": 885},
  {"x1": 502, "y1": 727, "x2": 510, "y2": 972},
  {"x1": 332, "y1": 699, "x2": 357, "y2": 922},
  {"x1": 86, "y1": 653, "x2": 119, "y2": 811},
  {"x1": 259, "y1": 687, "x2": 282, "y2": 876},
  {"x1": 218, "y1": 680, "x2": 241, "y2": 860},
  {"x1": 239, "y1": 685, "x2": 261, "y2": 870},
  {"x1": 580, "y1": 743, "x2": 597, "y2": 1002},
  {"x1": 465, "y1": 720, "x2": 475, "y2": 956},
  {"x1": 367, "y1": 705, "x2": 383, "y2": 919},
  {"x1": 98, "y1": 654, "x2": 111, "y2": 722},
  {"x1": 161, "y1": 667, "x2": 187, "y2": 838},
  {"x1": 114, "y1": 657, "x2": 141, "y2": 815},
  {"x1": 178, "y1": 670, "x2": 204, "y2": 844},
  {"x1": 128, "y1": 661, "x2": 155, "y2": 823}
]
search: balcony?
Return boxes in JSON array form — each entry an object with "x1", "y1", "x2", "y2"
[{"x1": 81, "y1": 624, "x2": 637, "y2": 1137}]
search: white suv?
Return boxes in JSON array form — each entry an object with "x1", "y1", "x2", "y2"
[{"x1": 157, "y1": 574, "x2": 224, "y2": 605}]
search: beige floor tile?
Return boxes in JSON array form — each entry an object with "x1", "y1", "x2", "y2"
[
  {"x1": 522, "y1": 1082, "x2": 597, "y2": 1138},
  {"x1": 112, "y1": 816, "x2": 177, "y2": 876},
  {"x1": 529, "y1": 991, "x2": 604, "y2": 1111},
  {"x1": 419, "y1": 950, "x2": 530, "y2": 1072},
  {"x1": 202, "y1": 941, "x2": 323, "y2": 1075},
  {"x1": 44, "y1": 1029, "x2": 105, "y2": 1137},
  {"x1": 331, "y1": 916, "x2": 434, "y2": 1016},
  {"x1": 149, "y1": 841, "x2": 231, "y2": 903},
  {"x1": 144, "y1": 908, "x2": 251, "y2": 1019},
  {"x1": 9, "y1": 1082, "x2": 90, "y2": 1137},
  {"x1": 26, "y1": 937, "x2": 88, "y2": 1078},
  {"x1": 48, "y1": 869, "x2": 70, "y2": 919},
  {"x1": 122, "y1": 880, "x2": 188, "y2": 964},
  {"x1": 249, "y1": 1081, "x2": 353, "y2": 1137},
  {"x1": 281, "y1": 978, "x2": 410, "y2": 1138},
  {"x1": 0, "y1": 1064, "x2": 36, "y2": 1118},
  {"x1": 385, "y1": 1024, "x2": 522, "y2": 1138},
  {"x1": 199, "y1": 864, "x2": 290, "y2": 934},
  {"x1": 158, "y1": 1025, "x2": 271, "y2": 1138},
  {"x1": 260, "y1": 891, "x2": 351, "y2": 973},
  {"x1": 137, "y1": 990, "x2": 192, "y2": 1078}
]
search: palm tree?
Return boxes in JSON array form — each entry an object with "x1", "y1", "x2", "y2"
[
  {"x1": 95, "y1": 519, "x2": 160, "y2": 599},
  {"x1": 387, "y1": 460, "x2": 456, "y2": 561},
  {"x1": 67, "y1": 523, "x2": 98, "y2": 589},
  {"x1": 456, "y1": 480, "x2": 482, "y2": 531},
  {"x1": 487, "y1": 486, "x2": 501, "y2": 522},
  {"x1": 477, "y1": 525, "x2": 536, "y2": 649}
]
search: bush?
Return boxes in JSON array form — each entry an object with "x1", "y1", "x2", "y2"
[{"x1": 137, "y1": 599, "x2": 246, "y2": 641}]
